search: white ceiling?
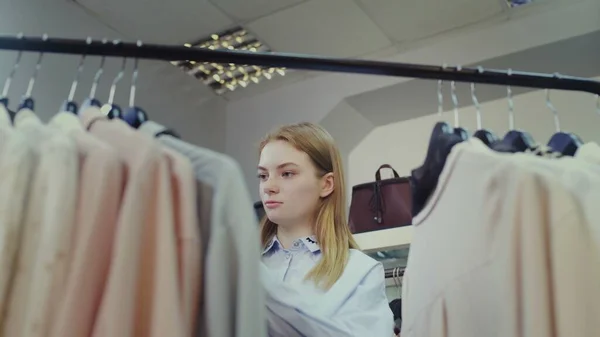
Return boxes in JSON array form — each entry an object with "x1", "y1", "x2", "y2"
[
  {"x1": 344, "y1": 31, "x2": 600, "y2": 127},
  {"x1": 75, "y1": 0, "x2": 509, "y2": 52},
  {"x1": 74, "y1": 0, "x2": 511, "y2": 100}
]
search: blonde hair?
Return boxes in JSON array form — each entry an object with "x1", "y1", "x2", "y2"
[{"x1": 259, "y1": 122, "x2": 359, "y2": 290}]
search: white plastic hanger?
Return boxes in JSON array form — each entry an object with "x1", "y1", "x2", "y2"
[{"x1": 0, "y1": 33, "x2": 24, "y2": 127}]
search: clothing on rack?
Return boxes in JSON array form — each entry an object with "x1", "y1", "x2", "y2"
[
  {"x1": 0, "y1": 105, "x2": 265, "y2": 337},
  {"x1": 3, "y1": 110, "x2": 79, "y2": 337},
  {"x1": 138, "y1": 120, "x2": 265, "y2": 337},
  {"x1": 49, "y1": 112, "x2": 126, "y2": 337},
  {"x1": 402, "y1": 137, "x2": 600, "y2": 337}
]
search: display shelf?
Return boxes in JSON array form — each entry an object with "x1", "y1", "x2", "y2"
[{"x1": 353, "y1": 225, "x2": 413, "y2": 253}]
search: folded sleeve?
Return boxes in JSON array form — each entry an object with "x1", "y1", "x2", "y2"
[{"x1": 263, "y1": 263, "x2": 394, "y2": 337}]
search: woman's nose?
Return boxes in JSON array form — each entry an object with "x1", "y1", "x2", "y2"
[{"x1": 262, "y1": 179, "x2": 279, "y2": 195}]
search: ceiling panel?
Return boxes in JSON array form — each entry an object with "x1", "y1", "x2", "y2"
[
  {"x1": 246, "y1": 0, "x2": 392, "y2": 57},
  {"x1": 210, "y1": 0, "x2": 307, "y2": 22},
  {"x1": 223, "y1": 71, "x2": 315, "y2": 101},
  {"x1": 357, "y1": 0, "x2": 506, "y2": 43},
  {"x1": 74, "y1": 0, "x2": 234, "y2": 44},
  {"x1": 344, "y1": 31, "x2": 600, "y2": 127},
  {"x1": 147, "y1": 62, "x2": 217, "y2": 98}
]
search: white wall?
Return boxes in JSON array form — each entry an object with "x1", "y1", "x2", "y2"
[
  {"x1": 349, "y1": 78, "x2": 600, "y2": 186},
  {"x1": 0, "y1": 0, "x2": 226, "y2": 150},
  {"x1": 225, "y1": 0, "x2": 600, "y2": 194}
]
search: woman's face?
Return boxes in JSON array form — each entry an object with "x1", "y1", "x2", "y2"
[{"x1": 258, "y1": 140, "x2": 329, "y2": 228}]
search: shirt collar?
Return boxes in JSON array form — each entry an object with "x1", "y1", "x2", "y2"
[{"x1": 262, "y1": 235, "x2": 320, "y2": 255}]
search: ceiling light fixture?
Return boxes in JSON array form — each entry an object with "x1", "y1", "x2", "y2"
[{"x1": 171, "y1": 26, "x2": 286, "y2": 95}]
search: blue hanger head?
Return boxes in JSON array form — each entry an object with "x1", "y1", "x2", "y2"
[
  {"x1": 493, "y1": 129, "x2": 536, "y2": 153},
  {"x1": 123, "y1": 106, "x2": 148, "y2": 129},
  {"x1": 61, "y1": 100, "x2": 78, "y2": 114},
  {"x1": 101, "y1": 103, "x2": 123, "y2": 120},
  {"x1": 547, "y1": 132, "x2": 583, "y2": 156},
  {"x1": 473, "y1": 129, "x2": 499, "y2": 147},
  {"x1": 18, "y1": 97, "x2": 34, "y2": 111},
  {"x1": 0, "y1": 98, "x2": 15, "y2": 123},
  {"x1": 81, "y1": 98, "x2": 102, "y2": 111},
  {"x1": 453, "y1": 127, "x2": 469, "y2": 141}
]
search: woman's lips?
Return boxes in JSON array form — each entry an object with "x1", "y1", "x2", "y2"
[{"x1": 264, "y1": 201, "x2": 282, "y2": 209}]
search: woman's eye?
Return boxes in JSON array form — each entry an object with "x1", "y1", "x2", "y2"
[
  {"x1": 257, "y1": 173, "x2": 267, "y2": 180},
  {"x1": 282, "y1": 171, "x2": 295, "y2": 178}
]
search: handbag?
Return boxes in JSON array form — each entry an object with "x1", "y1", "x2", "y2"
[
  {"x1": 348, "y1": 164, "x2": 412, "y2": 234},
  {"x1": 254, "y1": 201, "x2": 266, "y2": 222}
]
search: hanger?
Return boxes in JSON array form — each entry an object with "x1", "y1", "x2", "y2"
[
  {"x1": 101, "y1": 44, "x2": 126, "y2": 120},
  {"x1": 545, "y1": 77, "x2": 583, "y2": 156},
  {"x1": 394, "y1": 267, "x2": 401, "y2": 299},
  {"x1": 60, "y1": 37, "x2": 90, "y2": 114},
  {"x1": 81, "y1": 39, "x2": 108, "y2": 111},
  {"x1": 596, "y1": 94, "x2": 600, "y2": 119},
  {"x1": 411, "y1": 70, "x2": 464, "y2": 216},
  {"x1": 123, "y1": 41, "x2": 149, "y2": 128},
  {"x1": 18, "y1": 34, "x2": 47, "y2": 112},
  {"x1": 450, "y1": 65, "x2": 468, "y2": 140},
  {"x1": 471, "y1": 66, "x2": 499, "y2": 146},
  {"x1": 492, "y1": 68, "x2": 536, "y2": 153},
  {"x1": 0, "y1": 33, "x2": 23, "y2": 123}
]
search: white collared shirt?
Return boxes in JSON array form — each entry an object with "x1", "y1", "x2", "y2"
[{"x1": 261, "y1": 235, "x2": 394, "y2": 337}]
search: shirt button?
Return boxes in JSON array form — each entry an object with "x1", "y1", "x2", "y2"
[
  {"x1": 285, "y1": 253, "x2": 291, "y2": 259},
  {"x1": 293, "y1": 242, "x2": 300, "y2": 248}
]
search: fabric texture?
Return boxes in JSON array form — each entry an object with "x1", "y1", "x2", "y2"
[
  {"x1": 261, "y1": 245, "x2": 394, "y2": 337},
  {"x1": 155, "y1": 143, "x2": 201, "y2": 334},
  {"x1": 402, "y1": 138, "x2": 596, "y2": 337},
  {"x1": 576, "y1": 142, "x2": 600, "y2": 165},
  {"x1": 47, "y1": 112, "x2": 126, "y2": 337},
  {"x1": 0, "y1": 114, "x2": 36, "y2": 331},
  {"x1": 2, "y1": 110, "x2": 79, "y2": 337},
  {"x1": 139, "y1": 120, "x2": 266, "y2": 337},
  {"x1": 81, "y1": 109, "x2": 185, "y2": 337}
]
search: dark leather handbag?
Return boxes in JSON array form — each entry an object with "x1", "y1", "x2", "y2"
[
  {"x1": 254, "y1": 201, "x2": 266, "y2": 222},
  {"x1": 348, "y1": 164, "x2": 413, "y2": 234}
]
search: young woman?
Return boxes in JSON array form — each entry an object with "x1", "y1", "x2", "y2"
[{"x1": 257, "y1": 122, "x2": 394, "y2": 336}]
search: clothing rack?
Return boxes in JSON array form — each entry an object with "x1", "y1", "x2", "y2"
[
  {"x1": 384, "y1": 267, "x2": 405, "y2": 279},
  {"x1": 0, "y1": 35, "x2": 599, "y2": 95}
]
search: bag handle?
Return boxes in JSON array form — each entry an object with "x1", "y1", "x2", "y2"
[{"x1": 375, "y1": 164, "x2": 400, "y2": 181}]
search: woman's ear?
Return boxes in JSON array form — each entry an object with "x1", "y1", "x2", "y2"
[{"x1": 320, "y1": 172, "x2": 335, "y2": 198}]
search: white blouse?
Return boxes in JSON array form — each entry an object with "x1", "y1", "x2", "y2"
[{"x1": 262, "y1": 235, "x2": 394, "y2": 337}]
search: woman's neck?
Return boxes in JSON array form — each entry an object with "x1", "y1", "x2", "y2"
[{"x1": 276, "y1": 224, "x2": 313, "y2": 250}]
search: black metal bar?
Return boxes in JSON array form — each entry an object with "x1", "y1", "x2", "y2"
[
  {"x1": 385, "y1": 267, "x2": 405, "y2": 279},
  {"x1": 0, "y1": 36, "x2": 599, "y2": 95}
]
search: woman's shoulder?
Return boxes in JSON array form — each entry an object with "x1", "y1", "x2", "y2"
[{"x1": 346, "y1": 248, "x2": 383, "y2": 274}]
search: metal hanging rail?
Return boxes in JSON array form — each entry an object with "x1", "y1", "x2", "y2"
[
  {"x1": 385, "y1": 267, "x2": 405, "y2": 279},
  {"x1": 0, "y1": 35, "x2": 599, "y2": 95}
]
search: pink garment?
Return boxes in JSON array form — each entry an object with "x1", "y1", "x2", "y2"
[
  {"x1": 80, "y1": 108, "x2": 185, "y2": 337},
  {"x1": 48, "y1": 112, "x2": 126, "y2": 337},
  {"x1": 154, "y1": 144, "x2": 201, "y2": 335},
  {"x1": 402, "y1": 139, "x2": 597, "y2": 337}
]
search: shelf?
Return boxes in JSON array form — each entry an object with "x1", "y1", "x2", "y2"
[{"x1": 353, "y1": 225, "x2": 413, "y2": 253}]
